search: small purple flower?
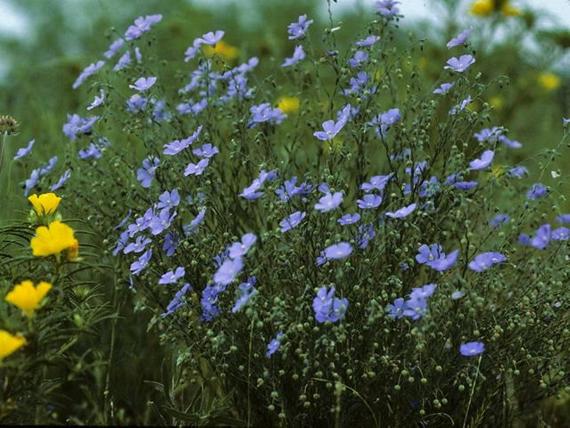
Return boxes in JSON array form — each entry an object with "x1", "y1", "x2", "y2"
[
  {"x1": 282, "y1": 45, "x2": 306, "y2": 67},
  {"x1": 72, "y1": 60, "x2": 105, "y2": 90},
  {"x1": 386, "y1": 298, "x2": 407, "y2": 319},
  {"x1": 288, "y1": 15, "x2": 313, "y2": 40},
  {"x1": 228, "y1": 233, "x2": 257, "y2": 259},
  {"x1": 193, "y1": 143, "x2": 219, "y2": 159},
  {"x1": 355, "y1": 35, "x2": 380, "y2": 47},
  {"x1": 459, "y1": 341, "x2": 485, "y2": 357},
  {"x1": 508, "y1": 165, "x2": 528, "y2": 179},
  {"x1": 348, "y1": 50, "x2": 368, "y2": 68},
  {"x1": 130, "y1": 76, "x2": 157, "y2": 92},
  {"x1": 413, "y1": 243, "x2": 440, "y2": 264},
  {"x1": 433, "y1": 82, "x2": 454, "y2": 95},
  {"x1": 275, "y1": 176, "x2": 313, "y2": 202},
  {"x1": 157, "y1": 189, "x2": 180, "y2": 211},
  {"x1": 357, "y1": 223, "x2": 375, "y2": 249},
  {"x1": 163, "y1": 126, "x2": 203, "y2": 156},
  {"x1": 63, "y1": 114, "x2": 99, "y2": 141},
  {"x1": 474, "y1": 127, "x2": 504, "y2": 143},
  {"x1": 13, "y1": 139, "x2": 35, "y2": 160},
  {"x1": 469, "y1": 150, "x2": 494, "y2": 171},
  {"x1": 214, "y1": 257, "x2": 244, "y2": 286},
  {"x1": 416, "y1": 244, "x2": 458, "y2": 272},
  {"x1": 199, "y1": 30, "x2": 224, "y2": 45},
  {"x1": 232, "y1": 277, "x2": 257, "y2": 313},
  {"x1": 184, "y1": 158, "x2": 210, "y2": 176},
  {"x1": 163, "y1": 232, "x2": 178, "y2": 257},
  {"x1": 468, "y1": 252, "x2": 507, "y2": 272},
  {"x1": 489, "y1": 214, "x2": 510, "y2": 228},
  {"x1": 338, "y1": 213, "x2": 361, "y2": 225},
  {"x1": 79, "y1": 143, "x2": 102, "y2": 160},
  {"x1": 149, "y1": 208, "x2": 176, "y2": 236},
  {"x1": 137, "y1": 156, "x2": 160, "y2": 188},
  {"x1": 313, "y1": 117, "x2": 347, "y2": 141},
  {"x1": 374, "y1": 0, "x2": 401, "y2": 17},
  {"x1": 527, "y1": 183, "x2": 548, "y2": 200},
  {"x1": 184, "y1": 208, "x2": 206, "y2": 235},
  {"x1": 162, "y1": 283, "x2": 192, "y2": 317},
  {"x1": 449, "y1": 95, "x2": 472, "y2": 115},
  {"x1": 531, "y1": 224, "x2": 551, "y2": 250},
  {"x1": 357, "y1": 194, "x2": 382, "y2": 209},
  {"x1": 385, "y1": 203, "x2": 417, "y2": 219},
  {"x1": 556, "y1": 214, "x2": 570, "y2": 224},
  {"x1": 447, "y1": 29, "x2": 471, "y2": 49},
  {"x1": 86, "y1": 89, "x2": 105, "y2": 111},
  {"x1": 444, "y1": 54, "x2": 475, "y2": 73},
  {"x1": 313, "y1": 287, "x2": 349, "y2": 324},
  {"x1": 249, "y1": 103, "x2": 286, "y2": 127},
  {"x1": 410, "y1": 283, "x2": 437, "y2": 300},
  {"x1": 159, "y1": 267, "x2": 186, "y2": 285},
  {"x1": 498, "y1": 135, "x2": 522, "y2": 149},
  {"x1": 124, "y1": 236, "x2": 151, "y2": 254},
  {"x1": 50, "y1": 169, "x2": 71, "y2": 191},
  {"x1": 454, "y1": 181, "x2": 478, "y2": 191},
  {"x1": 315, "y1": 191, "x2": 343, "y2": 212},
  {"x1": 552, "y1": 227, "x2": 569, "y2": 241},
  {"x1": 266, "y1": 332, "x2": 284, "y2": 357},
  {"x1": 361, "y1": 174, "x2": 393, "y2": 192},
  {"x1": 279, "y1": 211, "x2": 306, "y2": 233},
  {"x1": 103, "y1": 38, "x2": 124, "y2": 59},
  {"x1": 125, "y1": 14, "x2": 162, "y2": 41},
  {"x1": 126, "y1": 94, "x2": 147, "y2": 113},
  {"x1": 239, "y1": 169, "x2": 278, "y2": 200},
  {"x1": 370, "y1": 108, "x2": 401, "y2": 137},
  {"x1": 114, "y1": 49, "x2": 142, "y2": 71},
  {"x1": 323, "y1": 242, "x2": 353, "y2": 261},
  {"x1": 130, "y1": 249, "x2": 152, "y2": 275}
]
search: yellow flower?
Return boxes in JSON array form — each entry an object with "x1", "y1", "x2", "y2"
[
  {"x1": 28, "y1": 193, "x2": 61, "y2": 216},
  {"x1": 490, "y1": 164, "x2": 506, "y2": 179},
  {"x1": 0, "y1": 330, "x2": 26, "y2": 360},
  {"x1": 489, "y1": 96, "x2": 504, "y2": 110},
  {"x1": 30, "y1": 221, "x2": 79, "y2": 260},
  {"x1": 537, "y1": 72, "x2": 561, "y2": 91},
  {"x1": 203, "y1": 41, "x2": 239, "y2": 61},
  {"x1": 470, "y1": 0, "x2": 494, "y2": 16},
  {"x1": 277, "y1": 96, "x2": 300, "y2": 114},
  {"x1": 5, "y1": 280, "x2": 52, "y2": 317},
  {"x1": 501, "y1": 3, "x2": 521, "y2": 16}
]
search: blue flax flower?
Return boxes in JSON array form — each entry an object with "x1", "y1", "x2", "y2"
[
  {"x1": 162, "y1": 283, "x2": 192, "y2": 317},
  {"x1": 13, "y1": 139, "x2": 35, "y2": 160},
  {"x1": 444, "y1": 54, "x2": 475, "y2": 73},
  {"x1": 266, "y1": 332, "x2": 284, "y2": 357},
  {"x1": 288, "y1": 15, "x2": 313, "y2": 40},
  {"x1": 125, "y1": 14, "x2": 162, "y2": 41},
  {"x1": 312, "y1": 287, "x2": 349, "y2": 324},
  {"x1": 280, "y1": 211, "x2": 306, "y2": 233},
  {"x1": 385, "y1": 203, "x2": 417, "y2": 219},
  {"x1": 232, "y1": 277, "x2": 257, "y2": 313},
  {"x1": 468, "y1": 252, "x2": 506, "y2": 272},
  {"x1": 446, "y1": 29, "x2": 471, "y2": 49},
  {"x1": 159, "y1": 267, "x2": 185, "y2": 285},
  {"x1": 137, "y1": 156, "x2": 160, "y2": 188},
  {"x1": 282, "y1": 45, "x2": 305, "y2": 67},
  {"x1": 460, "y1": 341, "x2": 485, "y2": 357}
]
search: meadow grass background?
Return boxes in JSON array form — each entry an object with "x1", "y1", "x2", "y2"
[{"x1": 0, "y1": 0, "x2": 569, "y2": 426}]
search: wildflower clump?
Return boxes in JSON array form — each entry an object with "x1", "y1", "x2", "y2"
[{"x1": 19, "y1": 3, "x2": 570, "y2": 426}]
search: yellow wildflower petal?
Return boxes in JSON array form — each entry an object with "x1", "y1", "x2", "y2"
[
  {"x1": 31, "y1": 221, "x2": 78, "y2": 258},
  {"x1": 470, "y1": 0, "x2": 494, "y2": 16},
  {"x1": 537, "y1": 72, "x2": 561, "y2": 91},
  {"x1": 0, "y1": 330, "x2": 26, "y2": 360},
  {"x1": 28, "y1": 193, "x2": 62, "y2": 216},
  {"x1": 502, "y1": 4, "x2": 521, "y2": 16},
  {"x1": 5, "y1": 280, "x2": 52, "y2": 317},
  {"x1": 277, "y1": 96, "x2": 300, "y2": 114},
  {"x1": 203, "y1": 41, "x2": 239, "y2": 61}
]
